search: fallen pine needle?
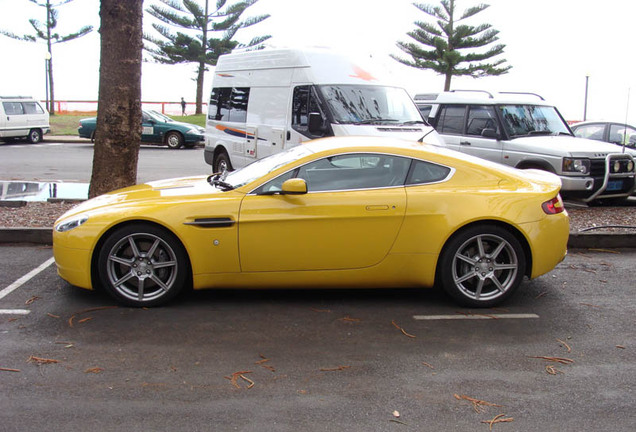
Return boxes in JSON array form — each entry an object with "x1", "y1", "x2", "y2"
[
  {"x1": 25, "y1": 296, "x2": 41, "y2": 305},
  {"x1": 389, "y1": 419, "x2": 408, "y2": 426},
  {"x1": 319, "y1": 365, "x2": 350, "y2": 372},
  {"x1": 78, "y1": 317, "x2": 93, "y2": 324},
  {"x1": 579, "y1": 303, "x2": 601, "y2": 308},
  {"x1": 528, "y1": 356, "x2": 575, "y2": 365},
  {"x1": 224, "y1": 370, "x2": 253, "y2": 389},
  {"x1": 481, "y1": 414, "x2": 514, "y2": 430},
  {"x1": 588, "y1": 248, "x2": 620, "y2": 254},
  {"x1": 27, "y1": 356, "x2": 59, "y2": 365},
  {"x1": 391, "y1": 320, "x2": 416, "y2": 338},
  {"x1": 338, "y1": 316, "x2": 361, "y2": 322},
  {"x1": 421, "y1": 362, "x2": 435, "y2": 369},
  {"x1": 616, "y1": 345, "x2": 626, "y2": 349},
  {"x1": 454, "y1": 394, "x2": 502, "y2": 413},
  {"x1": 261, "y1": 365, "x2": 276, "y2": 372},
  {"x1": 255, "y1": 358, "x2": 269, "y2": 365},
  {"x1": 0, "y1": 367, "x2": 21, "y2": 372},
  {"x1": 545, "y1": 365, "x2": 562, "y2": 375},
  {"x1": 47, "y1": 313, "x2": 60, "y2": 319},
  {"x1": 535, "y1": 291, "x2": 548, "y2": 299},
  {"x1": 68, "y1": 306, "x2": 118, "y2": 327},
  {"x1": 310, "y1": 308, "x2": 331, "y2": 313},
  {"x1": 85, "y1": 367, "x2": 104, "y2": 374},
  {"x1": 240, "y1": 374, "x2": 255, "y2": 389},
  {"x1": 556, "y1": 338, "x2": 572, "y2": 353}
]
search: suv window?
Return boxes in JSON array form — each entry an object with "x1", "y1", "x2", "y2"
[
  {"x1": 23, "y1": 102, "x2": 44, "y2": 114},
  {"x1": 437, "y1": 105, "x2": 466, "y2": 135},
  {"x1": 3, "y1": 102, "x2": 24, "y2": 115},
  {"x1": 498, "y1": 105, "x2": 570, "y2": 137},
  {"x1": 466, "y1": 105, "x2": 499, "y2": 137},
  {"x1": 573, "y1": 123, "x2": 605, "y2": 141}
]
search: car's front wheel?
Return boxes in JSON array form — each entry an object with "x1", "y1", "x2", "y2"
[
  {"x1": 165, "y1": 131, "x2": 184, "y2": 149},
  {"x1": 439, "y1": 225, "x2": 526, "y2": 308},
  {"x1": 97, "y1": 224, "x2": 189, "y2": 307},
  {"x1": 28, "y1": 129, "x2": 42, "y2": 144}
]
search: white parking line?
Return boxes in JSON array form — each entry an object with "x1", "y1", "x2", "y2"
[
  {"x1": 413, "y1": 313, "x2": 540, "y2": 320},
  {"x1": 0, "y1": 257, "x2": 55, "y2": 304},
  {"x1": 0, "y1": 309, "x2": 30, "y2": 315}
]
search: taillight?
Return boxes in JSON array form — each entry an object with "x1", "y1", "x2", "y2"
[{"x1": 542, "y1": 195, "x2": 565, "y2": 214}]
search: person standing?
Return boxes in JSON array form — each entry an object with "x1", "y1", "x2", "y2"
[{"x1": 181, "y1": 97, "x2": 186, "y2": 116}]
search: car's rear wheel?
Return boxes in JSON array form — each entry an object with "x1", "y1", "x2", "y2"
[
  {"x1": 97, "y1": 224, "x2": 189, "y2": 307},
  {"x1": 439, "y1": 225, "x2": 525, "y2": 308},
  {"x1": 165, "y1": 131, "x2": 183, "y2": 149},
  {"x1": 213, "y1": 151, "x2": 232, "y2": 173},
  {"x1": 28, "y1": 129, "x2": 42, "y2": 144}
]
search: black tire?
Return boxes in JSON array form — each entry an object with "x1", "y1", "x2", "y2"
[
  {"x1": 213, "y1": 151, "x2": 233, "y2": 173},
  {"x1": 165, "y1": 131, "x2": 184, "y2": 149},
  {"x1": 438, "y1": 224, "x2": 526, "y2": 308},
  {"x1": 28, "y1": 129, "x2": 42, "y2": 144},
  {"x1": 97, "y1": 224, "x2": 189, "y2": 307}
]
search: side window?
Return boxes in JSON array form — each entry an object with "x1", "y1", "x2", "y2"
[
  {"x1": 253, "y1": 169, "x2": 297, "y2": 195},
  {"x1": 406, "y1": 160, "x2": 451, "y2": 185},
  {"x1": 466, "y1": 105, "x2": 499, "y2": 137},
  {"x1": 297, "y1": 153, "x2": 411, "y2": 192},
  {"x1": 417, "y1": 104, "x2": 432, "y2": 120},
  {"x1": 3, "y1": 102, "x2": 24, "y2": 115},
  {"x1": 437, "y1": 105, "x2": 466, "y2": 135},
  {"x1": 573, "y1": 124, "x2": 605, "y2": 141},
  {"x1": 209, "y1": 87, "x2": 250, "y2": 122},
  {"x1": 609, "y1": 124, "x2": 636, "y2": 146},
  {"x1": 22, "y1": 102, "x2": 44, "y2": 114},
  {"x1": 292, "y1": 85, "x2": 325, "y2": 137}
]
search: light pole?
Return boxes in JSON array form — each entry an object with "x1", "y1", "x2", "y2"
[
  {"x1": 583, "y1": 75, "x2": 589, "y2": 121},
  {"x1": 44, "y1": 51, "x2": 51, "y2": 112}
]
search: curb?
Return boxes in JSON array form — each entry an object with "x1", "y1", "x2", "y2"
[{"x1": 0, "y1": 227, "x2": 633, "y2": 249}]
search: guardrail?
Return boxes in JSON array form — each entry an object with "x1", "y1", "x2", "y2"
[{"x1": 43, "y1": 100, "x2": 207, "y2": 116}]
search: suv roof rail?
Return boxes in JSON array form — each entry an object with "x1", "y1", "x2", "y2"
[
  {"x1": 499, "y1": 91, "x2": 545, "y2": 101},
  {"x1": 0, "y1": 95, "x2": 34, "y2": 100},
  {"x1": 414, "y1": 93, "x2": 439, "y2": 101},
  {"x1": 449, "y1": 89, "x2": 494, "y2": 98}
]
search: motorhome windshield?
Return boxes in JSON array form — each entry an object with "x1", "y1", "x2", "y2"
[
  {"x1": 498, "y1": 105, "x2": 571, "y2": 138},
  {"x1": 319, "y1": 85, "x2": 424, "y2": 125}
]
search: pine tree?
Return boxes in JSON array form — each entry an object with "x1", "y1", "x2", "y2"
[
  {"x1": 393, "y1": 0, "x2": 510, "y2": 91},
  {"x1": 145, "y1": 0, "x2": 270, "y2": 114},
  {"x1": 0, "y1": 0, "x2": 93, "y2": 114}
]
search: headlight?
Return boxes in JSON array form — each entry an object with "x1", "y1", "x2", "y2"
[
  {"x1": 55, "y1": 216, "x2": 88, "y2": 232},
  {"x1": 187, "y1": 127, "x2": 204, "y2": 135},
  {"x1": 562, "y1": 158, "x2": 590, "y2": 174}
]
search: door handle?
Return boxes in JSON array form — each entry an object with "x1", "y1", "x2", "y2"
[
  {"x1": 366, "y1": 205, "x2": 390, "y2": 211},
  {"x1": 460, "y1": 141, "x2": 471, "y2": 146}
]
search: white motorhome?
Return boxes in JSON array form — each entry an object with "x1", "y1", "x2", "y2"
[
  {"x1": 0, "y1": 96, "x2": 50, "y2": 143},
  {"x1": 204, "y1": 48, "x2": 441, "y2": 171}
]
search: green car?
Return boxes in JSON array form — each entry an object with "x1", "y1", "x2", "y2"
[{"x1": 78, "y1": 109, "x2": 204, "y2": 149}]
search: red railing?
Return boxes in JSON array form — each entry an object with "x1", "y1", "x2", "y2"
[{"x1": 43, "y1": 100, "x2": 207, "y2": 116}]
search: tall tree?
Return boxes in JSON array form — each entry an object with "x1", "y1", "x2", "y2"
[
  {"x1": 0, "y1": 0, "x2": 93, "y2": 114},
  {"x1": 89, "y1": 0, "x2": 143, "y2": 198},
  {"x1": 393, "y1": 0, "x2": 510, "y2": 91},
  {"x1": 145, "y1": 0, "x2": 270, "y2": 114}
]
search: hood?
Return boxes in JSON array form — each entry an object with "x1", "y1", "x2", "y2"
[
  {"x1": 60, "y1": 176, "x2": 233, "y2": 218},
  {"x1": 510, "y1": 135, "x2": 635, "y2": 158}
]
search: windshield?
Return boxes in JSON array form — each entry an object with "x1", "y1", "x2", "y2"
[
  {"x1": 498, "y1": 105, "x2": 571, "y2": 138},
  {"x1": 318, "y1": 85, "x2": 424, "y2": 125},
  {"x1": 221, "y1": 145, "x2": 314, "y2": 189}
]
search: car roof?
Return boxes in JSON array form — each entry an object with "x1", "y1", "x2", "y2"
[
  {"x1": 414, "y1": 91, "x2": 551, "y2": 106},
  {"x1": 571, "y1": 121, "x2": 636, "y2": 128}
]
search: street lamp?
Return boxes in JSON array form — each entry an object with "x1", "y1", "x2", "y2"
[
  {"x1": 44, "y1": 51, "x2": 51, "y2": 112},
  {"x1": 583, "y1": 75, "x2": 589, "y2": 121}
]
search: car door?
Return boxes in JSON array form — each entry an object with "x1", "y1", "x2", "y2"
[
  {"x1": 459, "y1": 105, "x2": 503, "y2": 163},
  {"x1": 1, "y1": 102, "x2": 27, "y2": 137},
  {"x1": 238, "y1": 153, "x2": 409, "y2": 272}
]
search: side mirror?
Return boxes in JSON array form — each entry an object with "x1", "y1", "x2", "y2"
[
  {"x1": 481, "y1": 128, "x2": 499, "y2": 139},
  {"x1": 281, "y1": 178, "x2": 307, "y2": 195},
  {"x1": 308, "y1": 112, "x2": 325, "y2": 135}
]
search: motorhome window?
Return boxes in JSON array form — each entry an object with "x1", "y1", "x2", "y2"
[
  {"x1": 209, "y1": 87, "x2": 249, "y2": 122},
  {"x1": 3, "y1": 102, "x2": 24, "y2": 115},
  {"x1": 437, "y1": 105, "x2": 466, "y2": 135},
  {"x1": 292, "y1": 86, "x2": 324, "y2": 136},
  {"x1": 318, "y1": 85, "x2": 422, "y2": 124}
]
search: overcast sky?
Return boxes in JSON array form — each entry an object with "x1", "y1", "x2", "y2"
[{"x1": 1, "y1": 0, "x2": 635, "y2": 123}]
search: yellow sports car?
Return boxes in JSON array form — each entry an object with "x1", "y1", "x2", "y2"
[{"x1": 53, "y1": 137, "x2": 569, "y2": 308}]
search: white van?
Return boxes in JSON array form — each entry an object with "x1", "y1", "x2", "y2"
[
  {"x1": 204, "y1": 48, "x2": 441, "y2": 172},
  {"x1": 0, "y1": 96, "x2": 50, "y2": 143}
]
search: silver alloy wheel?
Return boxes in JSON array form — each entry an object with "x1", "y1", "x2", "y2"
[
  {"x1": 217, "y1": 158, "x2": 228, "y2": 173},
  {"x1": 105, "y1": 232, "x2": 179, "y2": 303},
  {"x1": 166, "y1": 132, "x2": 182, "y2": 149},
  {"x1": 450, "y1": 233, "x2": 519, "y2": 302},
  {"x1": 28, "y1": 129, "x2": 41, "y2": 143}
]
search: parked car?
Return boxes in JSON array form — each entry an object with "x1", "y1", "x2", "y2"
[
  {"x1": 0, "y1": 96, "x2": 50, "y2": 143},
  {"x1": 415, "y1": 91, "x2": 636, "y2": 203},
  {"x1": 53, "y1": 136, "x2": 569, "y2": 309},
  {"x1": 571, "y1": 121, "x2": 636, "y2": 150},
  {"x1": 78, "y1": 109, "x2": 204, "y2": 149}
]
